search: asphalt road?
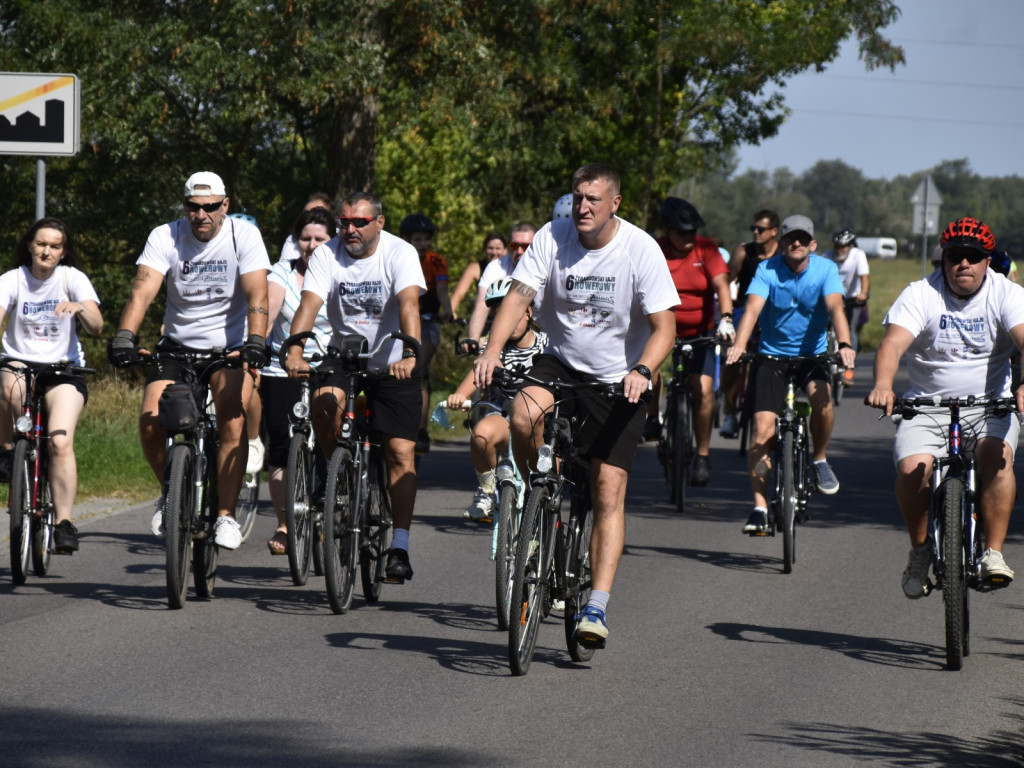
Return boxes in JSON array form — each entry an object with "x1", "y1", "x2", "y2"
[{"x1": 3, "y1": 369, "x2": 1024, "y2": 767}]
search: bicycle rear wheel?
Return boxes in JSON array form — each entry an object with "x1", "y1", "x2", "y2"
[
  {"x1": 323, "y1": 446, "x2": 357, "y2": 614},
  {"x1": 285, "y1": 434, "x2": 314, "y2": 586},
  {"x1": 564, "y1": 494, "x2": 596, "y2": 663},
  {"x1": 509, "y1": 484, "x2": 548, "y2": 676},
  {"x1": 673, "y1": 388, "x2": 692, "y2": 514},
  {"x1": 494, "y1": 481, "x2": 518, "y2": 631},
  {"x1": 941, "y1": 476, "x2": 967, "y2": 670},
  {"x1": 9, "y1": 439, "x2": 32, "y2": 585},
  {"x1": 31, "y1": 492, "x2": 54, "y2": 576},
  {"x1": 360, "y1": 451, "x2": 392, "y2": 603},
  {"x1": 164, "y1": 444, "x2": 194, "y2": 609},
  {"x1": 780, "y1": 431, "x2": 796, "y2": 574},
  {"x1": 193, "y1": 454, "x2": 219, "y2": 599},
  {"x1": 659, "y1": 389, "x2": 676, "y2": 497},
  {"x1": 235, "y1": 471, "x2": 260, "y2": 543}
]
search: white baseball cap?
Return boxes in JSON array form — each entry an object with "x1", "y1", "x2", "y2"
[{"x1": 184, "y1": 171, "x2": 226, "y2": 197}]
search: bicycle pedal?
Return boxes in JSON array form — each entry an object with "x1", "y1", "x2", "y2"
[
  {"x1": 54, "y1": 548, "x2": 75, "y2": 556},
  {"x1": 577, "y1": 634, "x2": 606, "y2": 650},
  {"x1": 384, "y1": 575, "x2": 406, "y2": 585},
  {"x1": 748, "y1": 531, "x2": 770, "y2": 537},
  {"x1": 983, "y1": 576, "x2": 1012, "y2": 590}
]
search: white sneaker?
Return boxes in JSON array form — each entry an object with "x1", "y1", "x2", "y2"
[
  {"x1": 463, "y1": 489, "x2": 493, "y2": 521},
  {"x1": 902, "y1": 546, "x2": 932, "y2": 599},
  {"x1": 214, "y1": 516, "x2": 243, "y2": 550},
  {"x1": 151, "y1": 497, "x2": 165, "y2": 538},
  {"x1": 246, "y1": 438, "x2": 265, "y2": 475},
  {"x1": 979, "y1": 549, "x2": 1015, "y2": 585}
]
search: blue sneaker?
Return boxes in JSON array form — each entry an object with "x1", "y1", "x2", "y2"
[{"x1": 574, "y1": 605, "x2": 609, "y2": 647}]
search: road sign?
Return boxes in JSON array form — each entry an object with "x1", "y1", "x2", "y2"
[
  {"x1": 0, "y1": 72, "x2": 80, "y2": 156},
  {"x1": 910, "y1": 177, "x2": 942, "y2": 236}
]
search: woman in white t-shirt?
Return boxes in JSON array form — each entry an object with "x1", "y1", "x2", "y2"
[
  {"x1": 262, "y1": 207, "x2": 336, "y2": 556},
  {"x1": 0, "y1": 218, "x2": 103, "y2": 554}
]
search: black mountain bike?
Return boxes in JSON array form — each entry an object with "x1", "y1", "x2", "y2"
[
  {"x1": 283, "y1": 376, "x2": 325, "y2": 586},
  {"x1": 496, "y1": 366, "x2": 619, "y2": 676},
  {"x1": 6, "y1": 359, "x2": 94, "y2": 585},
  {"x1": 885, "y1": 396, "x2": 1018, "y2": 670}
]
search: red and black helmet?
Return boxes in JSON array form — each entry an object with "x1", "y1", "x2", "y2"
[{"x1": 940, "y1": 217, "x2": 995, "y2": 255}]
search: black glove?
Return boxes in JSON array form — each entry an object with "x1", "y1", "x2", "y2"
[
  {"x1": 241, "y1": 335, "x2": 268, "y2": 369},
  {"x1": 107, "y1": 329, "x2": 139, "y2": 368}
]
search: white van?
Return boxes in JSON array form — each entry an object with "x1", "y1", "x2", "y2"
[{"x1": 858, "y1": 237, "x2": 898, "y2": 259}]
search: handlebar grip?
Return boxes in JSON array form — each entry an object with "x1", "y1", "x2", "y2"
[{"x1": 279, "y1": 331, "x2": 319, "y2": 371}]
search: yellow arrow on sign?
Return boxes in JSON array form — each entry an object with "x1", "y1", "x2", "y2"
[{"x1": 0, "y1": 76, "x2": 74, "y2": 114}]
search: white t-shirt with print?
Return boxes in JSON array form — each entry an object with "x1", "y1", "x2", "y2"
[
  {"x1": 303, "y1": 230, "x2": 426, "y2": 368},
  {"x1": 885, "y1": 268, "x2": 1024, "y2": 398},
  {"x1": 511, "y1": 218, "x2": 678, "y2": 383},
  {"x1": 137, "y1": 217, "x2": 270, "y2": 349},
  {"x1": 824, "y1": 247, "x2": 870, "y2": 297},
  {"x1": 0, "y1": 265, "x2": 100, "y2": 365}
]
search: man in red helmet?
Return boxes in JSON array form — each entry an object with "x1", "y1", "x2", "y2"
[{"x1": 867, "y1": 217, "x2": 1024, "y2": 598}]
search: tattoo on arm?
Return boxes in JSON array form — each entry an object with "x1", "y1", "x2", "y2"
[
  {"x1": 249, "y1": 306, "x2": 268, "y2": 316},
  {"x1": 132, "y1": 267, "x2": 151, "y2": 289},
  {"x1": 512, "y1": 282, "x2": 537, "y2": 301}
]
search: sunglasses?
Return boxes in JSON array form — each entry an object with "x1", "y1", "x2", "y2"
[
  {"x1": 943, "y1": 250, "x2": 988, "y2": 265},
  {"x1": 750, "y1": 225, "x2": 772, "y2": 234},
  {"x1": 509, "y1": 241, "x2": 531, "y2": 252},
  {"x1": 338, "y1": 217, "x2": 376, "y2": 229},
  {"x1": 783, "y1": 234, "x2": 812, "y2": 247},
  {"x1": 185, "y1": 200, "x2": 225, "y2": 214}
]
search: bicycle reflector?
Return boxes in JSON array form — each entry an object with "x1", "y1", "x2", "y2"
[{"x1": 537, "y1": 444, "x2": 555, "y2": 472}]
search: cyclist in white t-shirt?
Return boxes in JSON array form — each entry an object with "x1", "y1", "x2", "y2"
[
  {"x1": 285, "y1": 191, "x2": 426, "y2": 582},
  {"x1": 867, "y1": 217, "x2": 1024, "y2": 598},
  {"x1": 0, "y1": 218, "x2": 104, "y2": 554},
  {"x1": 474, "y1": 164, "x2": 678, "y2": 649},
  {"x1": 108, "y1": 171, "x2": 271, "y2": 551},
  {"x1": 278, "y1": 192, "x2": 335, "y2": 263},
  {"x1": 823, "y1": 229, "x2": 870, "y2": 376}
]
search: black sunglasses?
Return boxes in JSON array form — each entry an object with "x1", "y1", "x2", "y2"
[
  {"x1": 185, "y1": 200, "x2": 225, "y2": 214},
  {"x1": 750, "y1": 225, "x2": 771, "y2": 234},
  {"x1": 943, "y1": 250, "x2": 988, "y2": 265},
  {"x1": 338, "y1": 217, "x2": 376, "y2": 229},
  {"x1": 509, "y1": 241, "x2": 531, "y2": 252}
]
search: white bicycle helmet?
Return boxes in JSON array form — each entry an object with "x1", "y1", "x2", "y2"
[
  {"x1": 552, "y1": 193, "x2": 573, "y2": 220},
  {"x1": 484, "y1": 276, "x2": 515, "y2": 307}
]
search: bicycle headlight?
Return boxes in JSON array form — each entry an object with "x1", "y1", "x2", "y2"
[
  {"x1": 537, "y1": 444, "x2": 554, "y2": 473},
  {"x1": 15, "y1": 415, "x2": 32, "y2": 433},
  {"x1": 292, "y1": 401, "x2": 310, "y2": 419}
]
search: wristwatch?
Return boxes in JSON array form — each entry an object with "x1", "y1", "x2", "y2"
[
  {"x1": 631, "y1": 364, "x2": 652, "y2": 380},
  {"x1": 402, "y1": 349, "x2": 417, "y2": 359},
  {"x1": 838, "y1": 342, "x2": 853, "y2": 350}
]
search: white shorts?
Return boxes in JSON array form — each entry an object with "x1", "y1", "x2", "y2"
[{"x1": 893, "y1": 405, "x2": 1020, "y2": 465}]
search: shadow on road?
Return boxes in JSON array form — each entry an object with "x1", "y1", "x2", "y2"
[{"x1": 707, "y1": 621, "x2": 942, "y2": 670}]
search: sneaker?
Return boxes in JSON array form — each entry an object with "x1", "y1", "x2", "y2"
[
  {"x1": 575, "y1": 605, "x2": 609, "y2": 647},
  {"x1": 463, "y1": 489, "x2": 493, "y2": 522},
  {"x1": 385, "y1": 548, "x2": 414, "y2": 582},
  {"x1": 842, "y1": 368, "x2": 855, "y2": 383},
  {"x1": 151, "y1": 497, "x2": 165, "y2": 538},
  {"x1": 720, "y1": 413, "x2": 739, "y2": 439},
  {"x1": 214, "y1": 516, "x2": 243, "y2": 550},
  {"x1": 813, "y1": 461, "x2": 840, "y2": 495},
  {"x1": 551, "y1": 598, "x2": 566, "y2": 614},
  {"x1": 246, "y1": 438, "x2": 265, "y2": 475},
  {"x1": 743, "y1": 509, "x2": 769, "y2": 535},
  {"x1": 0, "y1": 447, "x2": 12, "y2": 483},
  {"x1": 53, "y1": 520, "x2": 79, "y2": 553},
  {"x1": 415, "y1": 429, "x2": 430, "y2": 454},
  {"x1": 902, "y1": 546, "x2": 933, "y2": 599},
  {"x1": 691, "y1": 454, "x2": 711, "y2": 487},
  {"x1": 642, "y1": 415, "x2": 661, "y2": 441},
  {"x1": 979, "y1": 549, "x2": 1015, "y2": 586}
]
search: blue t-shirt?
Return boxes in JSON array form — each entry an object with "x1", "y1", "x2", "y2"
[{"x1": 748, "y1": 254, "x2": 844, "y2": 356}]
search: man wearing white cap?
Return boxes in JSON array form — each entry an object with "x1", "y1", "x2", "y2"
[
  {"x1": 109, "y1": 171, "x2": 271, "y2": 550},
  {"x1": 725, "y1": 214, "x2": 856, "y2": 535}
]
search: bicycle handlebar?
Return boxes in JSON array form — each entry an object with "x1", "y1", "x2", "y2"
[
  {"x1": 494, "y1": 365, "x2": 624, "y2": 399},
  {"x1": 0, "y1": 357, "x2": 96, "y2": 377},
  {"x1": 882, "y1": 395, "x2": 1018, "y2": 419},
  {"x1": 278, "y1": 331, "x2": 422, "y2": 373}
]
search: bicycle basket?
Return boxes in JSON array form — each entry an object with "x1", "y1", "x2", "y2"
[{"x1": 158, "y1": 384, "x2": 201, "y2": 433}]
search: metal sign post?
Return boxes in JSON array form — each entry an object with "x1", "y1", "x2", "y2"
[
  {"x1": 0, "y1": 72, "x2": 81, "y2": 219},
  {"x1": 911, "y1": 176, "x2": 943, "y2": 277}
]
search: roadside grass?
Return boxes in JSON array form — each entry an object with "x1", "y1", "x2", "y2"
[{"x1": 857, "y1": 257, "x2": 925, "y2": 352}]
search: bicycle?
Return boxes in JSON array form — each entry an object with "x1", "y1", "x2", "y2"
[
  {"x1": 6, "y1": 359, "x2": 94, "y2": 585},
  {"x1": 825, "y1": 298, "x2": 864, "y2": 406},
  {"x1": 496, "y1": 366, "x2": 619, "y2": 676},
  {"x1": 883, "y1": 395, "x2": 1018, "y2": 670},
  {"x1": 136, "y1": 348, "x2": 243, "y2": 608},
  {"x1": 658, "y1": 336, "x2": 719, "y2": 514},
  {"x1": 283, "y1": 376, "x2": 325, "y2": 586},
  {"x1": 281, "y1": 330, "x2": 420, "y2": 614},
  {"x1": 743, "y1": 353, "x2": 835, "y2": 574}
]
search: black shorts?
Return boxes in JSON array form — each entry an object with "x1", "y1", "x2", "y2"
[
  {"x1": 144, "y1": 338, "x2": 243, "y2": 386},
  {"x1": 318, "y1": 370, "x2": 422, "y2": 442},
  {"x1": 5, "y1": 362, "x2": 89, "y2": 404},
  {"x1": 747, "y1": 357, "x2": 828, "y2": 415},
  {"x1": 524, "y1": 354, "x2": 647, "y2": 472},
  {"x1": 259, "y1": 375, "x2": 301, "y2": 468}
]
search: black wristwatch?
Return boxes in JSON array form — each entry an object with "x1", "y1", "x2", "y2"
[
  {"x1": 838, "y1": 342, "x2": 853, "y2": 350},
  {"x1": 721, "y1": 312, "x2": 733, "y2": 319},
  {"x1": 402, "y1": 348, "x2": 417, "y2": 359},
  {"x1": 631, "y1": 364, "x2": 652, "y2": 380}
]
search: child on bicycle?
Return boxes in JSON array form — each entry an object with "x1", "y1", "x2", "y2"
[{"x1": 446, "y1": 277, "x2": 547, "y2": 521}]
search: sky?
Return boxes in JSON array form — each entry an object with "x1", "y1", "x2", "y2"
[{"x1": 733, "y1": 0, "x2": 1024, "y2": 181}]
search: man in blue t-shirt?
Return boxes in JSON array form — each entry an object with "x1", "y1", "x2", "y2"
[{"x1": 725, "y1": 215, "x2": 857, "y2": 535}]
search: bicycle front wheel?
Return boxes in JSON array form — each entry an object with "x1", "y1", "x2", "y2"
[
  {"x1": 673, "y1": 389, "x2": 692, "y2": 514},
  {"x1": 9, "y1": 439, "x2": 32, "y2": 585},
  {"x1": 323, "y1": 446, "x2": 357, "y2": 614},
  {"x1": 780, "y1": 431, "x2": 796, "y2": 574},
  {"x1": 164, "y1": 444, "x2": 194, "y2": 609},
  {"x1": 31, "y1": 488, "x2": 54, "y2": 577},
  {"x1": 193, "y1": 454, "x2": 219, "y2": 600},
  {"x1": 941, "y1": 476, "x2": 967, "y2": 670},
  {"x1": 509, "y1": 484, "x2": 548, "y2": 676},
  {"x1": 285, "y1": 434, "x2": 314, "y2": 586},
  {"x1": 494, "y1": 481, "x2": 518, "y2": 631},
  {"x1": 235, "y1": 471, "x2": 260, "y2": 543},
  {"x1": 360, "y1": 452, "x2": 392, "y2": 603},
  {"x1": 564, "y1": 496, "x2": 595, "y2": 663}
]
